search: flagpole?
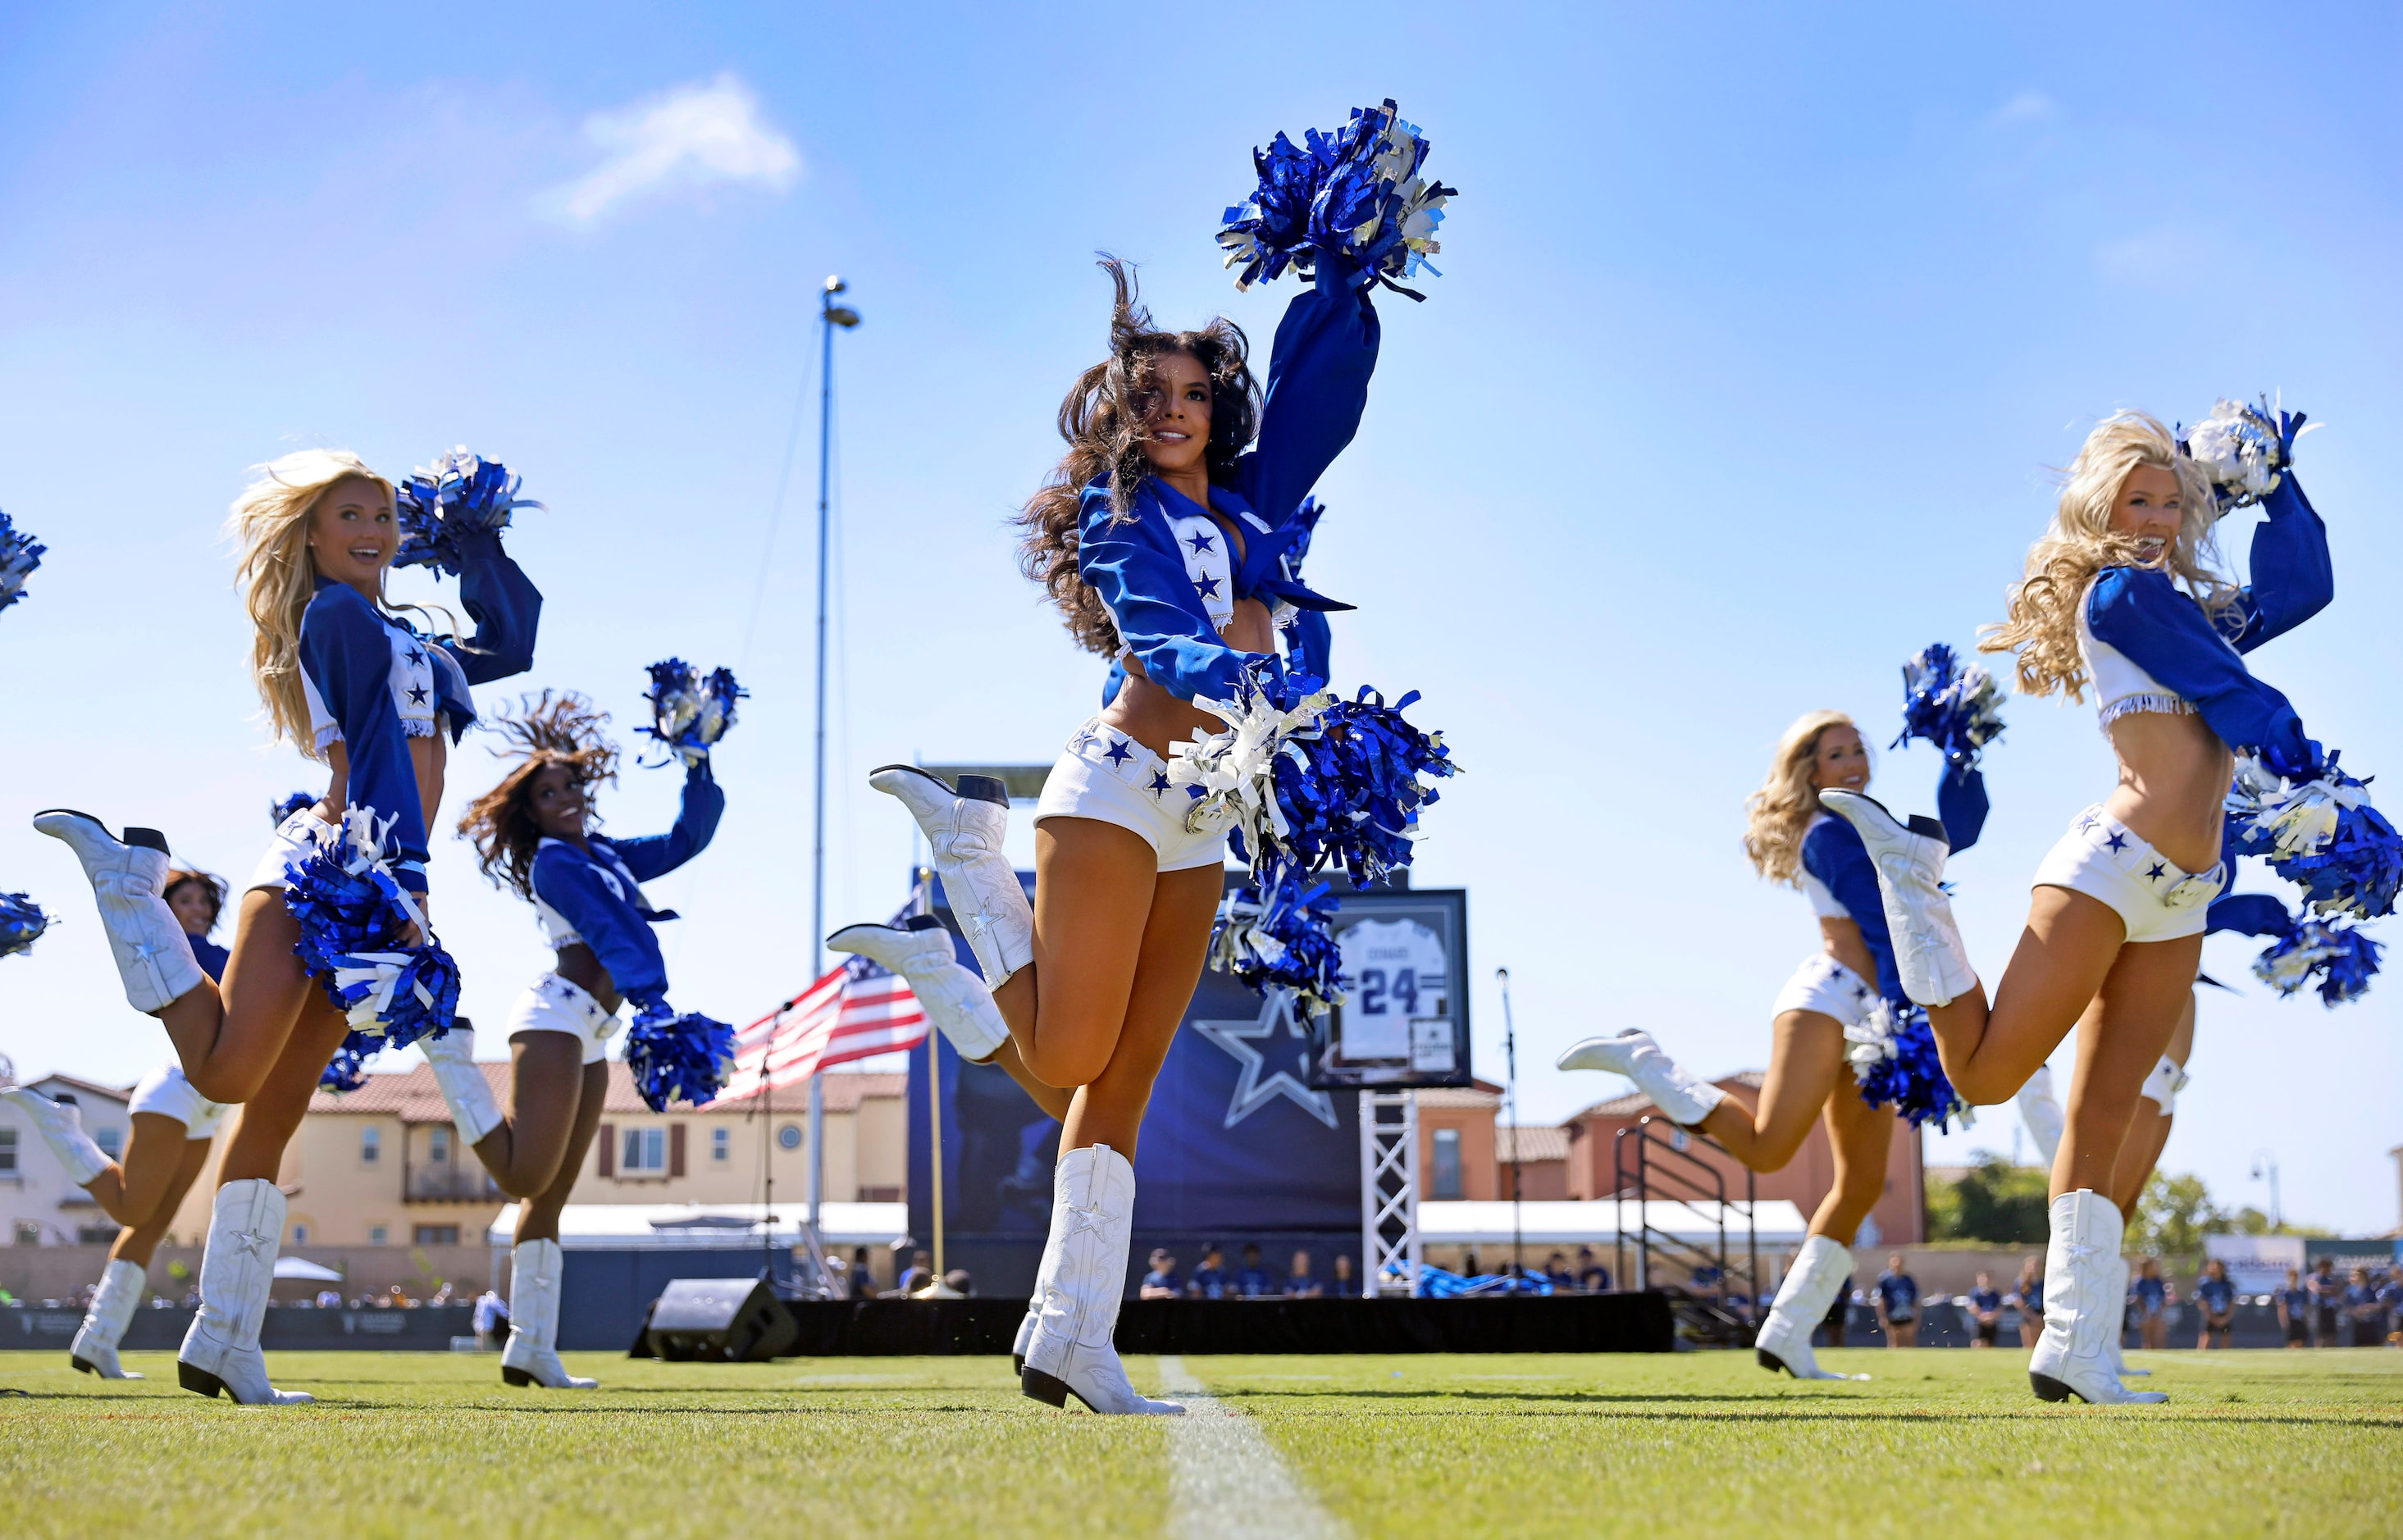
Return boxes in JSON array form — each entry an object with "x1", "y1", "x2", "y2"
[{"x1": 809, "y1": 276, "x2": 862, "y2": 1291}]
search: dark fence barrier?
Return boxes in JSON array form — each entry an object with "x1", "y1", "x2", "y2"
[{"x1": 5, "y1": 1303, "x2": 477, "y2": 1351}]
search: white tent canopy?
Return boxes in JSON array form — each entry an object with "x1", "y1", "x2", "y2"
[
  {"x1": 271, "y1": 1255, "x2": 344, "y2": 1282},
  {"x1": 490, "y1": 1201, "x2": 910, "y2": 1251},
  {"x1": 1420, "y1": 1200, "x2": 1810, "y2": 1249}
]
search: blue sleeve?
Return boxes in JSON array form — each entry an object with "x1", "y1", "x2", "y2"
[
  {"x1": 1288, "y1": 608, "x2": 1334, "y2": 685},
  {"x1": 1235, "y1": 257, "x2": 1380, "y2": 527},
  {"x1": 2087, "y1": 567, "x2": 2315, "y2": 772},
  {"x1": 2223, "y1": 474, "x2": 2332, "y2": 653},
  {"x1": 299, "y1": 586, "x2": 429, "y2": 890},
  {"x1": 1078, "y1": 498, "x2": 1278, "y2": 704},
  {"x1": 2206, "y1": 891, "x2": 2292, "y2": 938},
  {"x1": 607, "y1": 759, "x2": 726, "y2": 882},
  {"x1": 187, "y1": 936, "x2": 230, "y2": 984},
  {"x1": 1803, "y1": 818, "x2": 1904, "y2": 1005},
  {"x1": 531, "y1": 845, "x2": 668, "y2": 1005},
  {"x1": 437, "y1": 528, "x2": 542, "y2": 686},
  {"x1": 1936, "y1": 765, "x2": 1988, "y2": 855}
]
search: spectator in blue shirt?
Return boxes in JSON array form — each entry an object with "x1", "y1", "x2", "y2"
[
  {"x1": 1138, "y1": 1249, "x2": 1181, "y2": 1301},
  {"x1": 2375, "y1": 1271, "x2": 2403, "y2": 1346},
  {"x1": 1233, "y1": 1244, "x2": 1277, "y2": 1299},
  {"x1": 2307, "y1": 1257, "x2": 2342, "y2": 1347},
  {"x1": 1188, "y1": 1246, "x2": 1229, "y2": 1301},
  {"x1": 1576, "y1": 1246, "x2": 1611, "y2": 1294},
  {"x1": 1873, "y1": 1255, "x2": 1920, "y2": 1348},
  {"x1": 2194, "y1": 1259, "x2": 2238, "y2": 1349},
  {"x1": 1968, "y1": 1272, "x2": 2004, "y2": 1349},
  {"x1": 1284, "y1": 1250, "x2": 1324, "y2": 1297},
  {"x1": 2277, "y1": 1268, "x2": 2311, "y2": 1349},
  {"x1": 2007, "y1": 1256, "x2": 2045, "y2": 1348},
  {"x1": 2132, "y1": 1257, "x2": 2168, "y2": 1350},
  {"x1": 2344, "y1": 1268, "x2": 2385, "y2": 1347}
]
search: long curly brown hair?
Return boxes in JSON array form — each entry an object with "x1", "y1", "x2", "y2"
[
  {"x1": 1016, "y1": 255, "x2": 1262, "y2": 656},
  {"x1": 456, "y1": 691, "x2": 618, "y2": 899}
]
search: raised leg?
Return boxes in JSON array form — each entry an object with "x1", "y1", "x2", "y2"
[
  {"x1": 511, "y1": 1059, "x2": 610, "y2": 1244},
  {"x1": 1921, "y1": 886, "x2": 2128, "y2": 1107},
  {"x1": 107, "y1": 1132, "x2": 212, "y2": 1269},
  {"x1": 466, "y1": 1035, "x2": 596, "y2": 1201},
  {"x1": 155, "y1": 887, "x2": 322, "y2": 1105},
  {"x1": 990, "y1": 1038, "x2": 1074, "y2": 1123},
  {"x1": 987, "y1": 817, "x2": 1171, "y2": 1092},
  {"x1": 77, "y1": 1111, "x2": 194, "y2": 1227},
  {"x1": 1701, "y1": 1011, "x2": 1848, "y2": 1173}
]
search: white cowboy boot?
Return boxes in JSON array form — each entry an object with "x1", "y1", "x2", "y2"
[
  {"x1": 422, "y1": 1025, "x2": 504, "y2": 1145},
  {"x1": 1012, "y1": 1303, "x2": 1038, "y2": 1375},
  {"x1": 1555, "y1": 1031, "x2": 1726, "y2": 1127},
  {"x1": 1013, "y1": 1160, "x2": 1071, "y2": 1375},
  {"x1": 2017, "y1": 1064, "x2": 2065, "y2": 1169},
  {"x1": 1753, "y1": 1234, "x2": 1869, "y2": 1381},
  {"x1": 868, "y1": 768, "x2": 1033, "y2": 987},
  {"x1": 178, "y1": 1179, "x2": 313, "y2": 1405},
  {"x1": 71, "y1": 1258, "x2": 148, "y2": 1379},
  {"x1": 1, "y1": 1087, "x2": 112, "y2": 1186},
  {"x1": 2027, "y1": 1190, "x2": 2166, "y2": 1405},
  {"x1": 1817, "y1": 791, "x2": 1980, "y2": 1007},
  {"x1": 32, "y1": 809, "x2": 204, "y2": 1013},
  {"x1": 2105, "y1": 1255, "x2": 2149, "y2": 1378},
  {"x1": 828, "y1": 915, "x2": 1010, "y2": 1063},
  {"x1": 502, "y1": 1238, "x2": 597, "y2": 1388},
  {"x1": 1021, "y1": 1145, "x2": 1182, "y2": 1415}
]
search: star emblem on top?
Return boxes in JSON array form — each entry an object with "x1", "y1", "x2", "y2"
[
  {"x1": 406, "y1": 647, "x2": 425, "y2": 667},
  {"x1": 1104, "y1": 739, "x2": 1133, "y2": 766},
  {"x1": 1194, "y1": 576, "x2": 1222, "y2": 600},
  {"x1": 1185, "y1": 531, "x2": 1215, "y2": 554},
  {"x1": 1191, "y1": 991, "x2": 1338, "y2": 1130},
  {"x1": 408, "y1": 686, "x2": 430, "y2": 704}
]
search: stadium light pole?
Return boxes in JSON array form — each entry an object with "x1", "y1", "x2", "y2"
[{"x1": 808, "y1": 276, "x2": 863, "y2": 1287}]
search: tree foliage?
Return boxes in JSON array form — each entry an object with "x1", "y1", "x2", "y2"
[{"x1": 1926, "y1": 1154, "x2": 2049, "y2": 1244}]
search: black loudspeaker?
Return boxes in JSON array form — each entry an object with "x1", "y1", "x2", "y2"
[{"x1": 640, "y1": 1278, "x2": 798, "y2": 1363}]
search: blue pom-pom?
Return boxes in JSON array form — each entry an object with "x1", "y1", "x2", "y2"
[
  {"x1": 1218, "y1": 99, "x2": 1455, "y2": 299},
  {"x1": 318, "y1": 1035, "x2": 378, "y2": 1093},
  {"x1": 1211, "y1": 860, "x2": 1346, "y2": 1014},
  {"x1": 1847, "y1": 1002, "x2": 1971, "y2": 1131},
  {"x1": 0, "y1": 891, "x2": 51, "y2": 960},
  {"x1": 2253, "y1": 914, "x2": 2383, "y2": 1006},
  {"x1": 271, "y1": 791, "x2": 317, "y2": 827},
  {"x1": 624, "y1": 1000, "x2": 736, "y2": 1111},
  {"x1": 0, "y1": 509, "x2": 45, "y2": 616},
  {"x1": 281, "y1": 809, "x2": 460, "y2": 1051},
  {"x1": 2180, "y1": 397, "x2": 2307, "y2": 511},
  {"x1": 392, "y1": 448, "x2": 542, "y2": 576},
  {"x1": 639, "y1": 658, "x2": 746, "y2": 768},
  {"x1": 2226, "y1": 750, "x2": 2402, "y2": 919},
  {"x1": 1892, "y1": 643, "x2": 2005, "y2": 771}
]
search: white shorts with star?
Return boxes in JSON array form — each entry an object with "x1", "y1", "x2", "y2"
[
  {"x1": 1771, "y1": 952, "x2": 1878, "y2": 1028},
  {"x1": 2032, "y1": 804, "x2": 2227, "y2": 945},
  {"x1": 1033, "y1": 715, "x2": 1231, "y2": 873}
]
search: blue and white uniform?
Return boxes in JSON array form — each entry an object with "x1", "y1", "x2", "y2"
[
  {"x1": 248, "y1": 528, "x2": 541, "y2": 895},
  {"x1": 511, "y1": 761, "x2": 724, "y2": 1063},
  {"x1": 2032, "y1": 475, "x2": 2332, "y2": 942},
  {"x1": 1035, "y1": 258, "x2": 1377, "y2": 871},
  {"x1": 1781, "y1": 768, "x2": 1990, "y2": 1025}
]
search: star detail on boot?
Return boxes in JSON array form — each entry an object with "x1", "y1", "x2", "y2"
[
  {"x1": 2064, "y1": 1240, "x2": 2097, "y2": 1263},
  {"x1": 230, "y1": 1226, "x2": 276, "y2": 1260}
]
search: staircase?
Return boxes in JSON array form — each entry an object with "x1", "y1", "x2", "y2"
[{"x1": 1612, "y1": 1116, "x2": 1762, "y2": 1346}]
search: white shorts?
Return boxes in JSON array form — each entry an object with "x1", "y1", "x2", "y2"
[
  {"x1": 2031, "y1": 805, "x2": 2227, "y2": 945},
  {"x1": 247, "y1": 807, "x2": 339, "y2": 894},
  {"x1": 504, "y1": 972, "x2": 620, "y2": 1065},
  {"x1": 1033, "y1": 717, "x2": 1232, "y2": 873},
  {"x1": 1771, "y1": 954, "x2": 1878, "y2": 1028},
  {"x1": 129, "y1": 1063, "x2": 225, "y2": 1141}
]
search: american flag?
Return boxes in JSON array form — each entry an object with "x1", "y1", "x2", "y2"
[{"x1": 707, "y1": 903, "x2": 931, "y2": 1104}]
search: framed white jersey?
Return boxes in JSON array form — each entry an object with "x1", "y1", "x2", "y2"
[{"x1": 1310, "y1": 886, "x2": 1471, "y2": 1089}]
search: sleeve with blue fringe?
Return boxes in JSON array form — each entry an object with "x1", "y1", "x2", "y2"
[
  {"x1": 529, "y1": 841, "x2": 670, "y2": 1008},
  {"x1": 602, "y1": 759, "x2": 725, "y2": 884},
  {"x1": 299, "y1": 581, "x2": 431, "y2": 891},
  {"x1": 2086, "y1": 568, "x2": 2315, "y2": 775}
]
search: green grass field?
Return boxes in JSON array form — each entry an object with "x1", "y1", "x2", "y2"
[{"x1": 4, "y1": 1347, "x2": 2401, "y2": 1537}]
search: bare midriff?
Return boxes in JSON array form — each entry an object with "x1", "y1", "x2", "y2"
[
  {"x1": 2100, "y1": 708, "x2": 2233, "y2": 873},
  {"x1": 321, "y1": 731, "x2": 449, "y2": 843},
  {"x1": 1098, "y1": 512, "x2": 1279, "y2": 759},
  {"x1": 1816, "y1": 915, "x2": 1879, "y2": 987},
  {"x1": 551, "y1": 942, "x2": 620, "y2": 1014}
]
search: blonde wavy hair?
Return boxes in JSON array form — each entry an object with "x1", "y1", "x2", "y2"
[
  {"x1": 1978, "y1": 411, "x2": 2238, "y2": 699},
  {"x1": 1743, "y1": 709, "x2": 1858, "y2": 886},
  {"x1": 225, "y1": 450, "x2": 398, "y2": 755}
]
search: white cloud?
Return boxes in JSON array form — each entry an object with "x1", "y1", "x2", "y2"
[
  {"x1": 1989, "y1": 89, "x2": 2059, "y2": 129},
  {"x1": 543, "y1": 74, "x2": 800, "y2": 225}
]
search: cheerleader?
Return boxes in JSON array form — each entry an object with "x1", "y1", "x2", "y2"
[
  {"x1": 1822, "y1": 409, "x2": 2332, "y2": 1403},
  {"x1": 433, "y1": 692, "x2": 724, "y2": 1390},
  {"x1": 1559, "y1": 709, "x2": 1986, "y2": 1380},
  {"x1": 0, "y1": 868, "x2": 232, "y2": 1379},
  {"x1": 828, "y1": 235, "x2": 1382, "y2": 1415},
  {"x1": 33, "y1": 450, "x2": 539, "y2": 1403}
]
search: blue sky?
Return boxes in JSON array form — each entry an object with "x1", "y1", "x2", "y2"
[{"x1": 2, "y1": 2, "x2": 2398, "y2": 1232}]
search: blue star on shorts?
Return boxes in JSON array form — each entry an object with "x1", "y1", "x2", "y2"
[{"x1": 1105, "y1": 739, "x2": 1133, "y2": 766}]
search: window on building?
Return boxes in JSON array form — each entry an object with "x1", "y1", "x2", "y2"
[
  {"x1": 712, "y1": 1127, "x2": 730, "y2": 1163},
  {"x1": 413, "y1": 1225, "x2": 459, "y2": 1246},
  {"x1": 96, "y1": 1127, "x2": 122, "y2": 1160},
  {"x1": 777, "y1": 1123, "x2": 802, "y2": 1151},
  {"x1": 1431, "y1": 1128, "x2": 1464, "y2": 1201},
  {"x1": 368, "y1": 1225, "x2": 388, "y2": 1246},
  {"x1": 621, "y1": 1127, "x2": 667, "y2": 1174},
  {"x1": 77, "y1": 1225, "x2": 121, "y2": 1244},
  {"x1": 361, "y1": 1127, "x2": 380, "y2": 1164},
  {"x1": 12, "y1": 1222, "x2": 40, "y2": 1246},
  {"x1": 429, "y1": 1127, "x2": 450, "y2": 1164},
  {"x1": 0, "y1": 1127, "x2": 17, "y2": 1173}
]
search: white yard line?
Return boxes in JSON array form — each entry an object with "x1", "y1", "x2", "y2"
[{"x1": 1156, "y1": 1355, "x2": 1347, "y2": 1540}]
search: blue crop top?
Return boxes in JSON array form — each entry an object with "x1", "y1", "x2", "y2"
[
  {"x1": 1800, "y1": 768, "x2": 1989, "y2": 1007},
  {"x1": 2082, "y1": 472, "x2": 2332, "y2": 778},
  {"x1": 1078, "y1": 257, "x2": 1379, "y2": 706},
  {"x1": 300, "y1": 528, "x2": 540, "y2": 890},
  {"x1": 527, "y1": 761, "x2": 724, "y2": 1009}
]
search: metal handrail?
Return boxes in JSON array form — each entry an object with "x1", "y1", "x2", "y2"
[{"x1": 1612, "y1": 1117, "x2": 1761, "y2": 1342}]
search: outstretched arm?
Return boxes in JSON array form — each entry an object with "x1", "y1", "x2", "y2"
[
  {"x1": 532, "y1": 848, "x2": 669, "y2": 1005},
  {"x1": 440, "y1": 528, "x2": 543, "y2": 685},
  {"x1": 2224, "y1": 472, "x2": 2332, "y2": 654},
  {"x1": 609, "y1": 759, "x2": 727, "y2": 882},
  {"x1": 1237, "y1": 257, "x2": 1381, "y2": 528},
  {"x1": 2088, "y1": 567, "x2": 2315, "y2": 772}
]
